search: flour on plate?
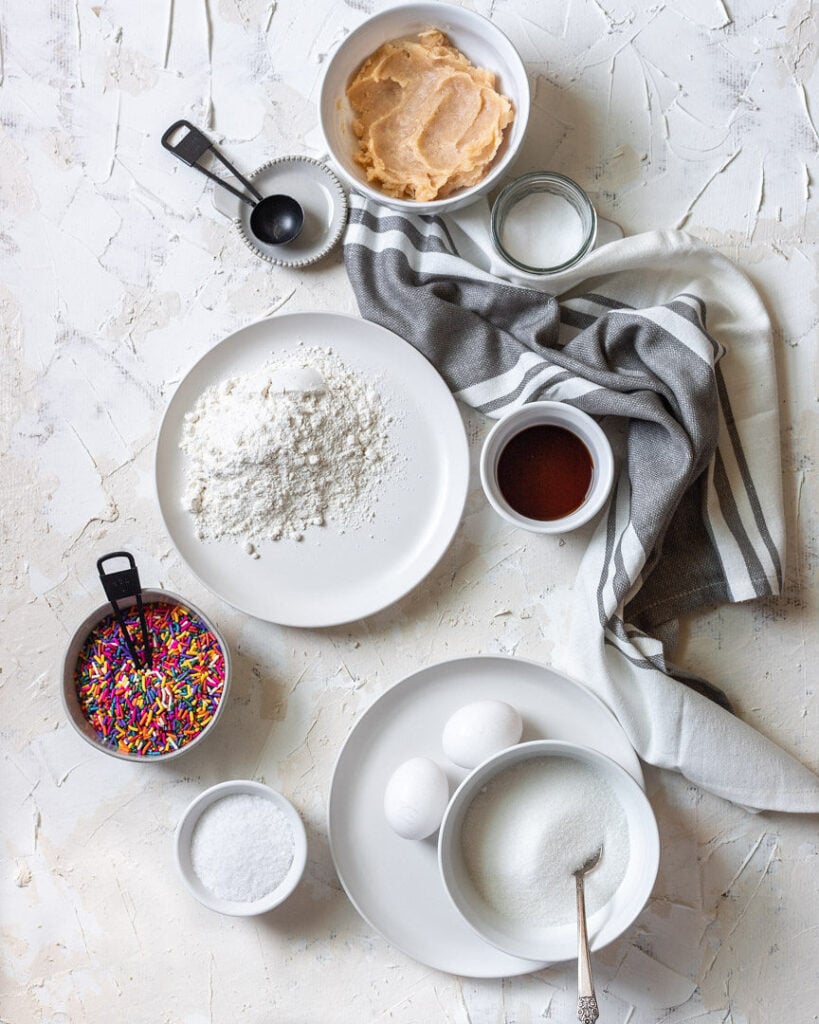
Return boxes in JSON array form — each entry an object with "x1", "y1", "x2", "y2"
[{"x1": 180, "y1": 345, "x2": 398, "y2": 547}]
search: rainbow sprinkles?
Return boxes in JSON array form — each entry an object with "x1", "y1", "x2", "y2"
[{"x1": 74, "y1": 601, "x2": 225, "y2": 757}]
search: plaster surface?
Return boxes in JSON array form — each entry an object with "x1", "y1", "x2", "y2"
[{"x1": 1, "y1": 1, "x2": 817, "y2": 1022}]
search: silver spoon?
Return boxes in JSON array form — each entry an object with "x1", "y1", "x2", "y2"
[
  {"x1": 574, "y1": 846, "x2": 603, "y2": 1024},
  {"x1": 161, "y1": 120, "x2": 304, "y2": 246}
]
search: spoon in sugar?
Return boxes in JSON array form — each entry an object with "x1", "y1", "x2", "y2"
[{"x1": 574, "y1": 846, "x2": 603, "y2": 1024}]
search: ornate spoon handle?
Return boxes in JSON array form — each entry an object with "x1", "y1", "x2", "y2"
[
  {"x1": 578, "y1": 996, "x2": 600, "y2": 1024},
  {"x1": 576, "y1": 873, "x2": 600, "y2": 1024}
]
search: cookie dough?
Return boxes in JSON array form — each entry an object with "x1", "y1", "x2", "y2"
[{"x1": 346, "y1": 29, "x2": 515, "y2": 202}]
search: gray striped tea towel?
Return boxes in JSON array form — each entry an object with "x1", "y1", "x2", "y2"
[{"x1": 344, "y1": 193, "x2": 819, "y2": 812}]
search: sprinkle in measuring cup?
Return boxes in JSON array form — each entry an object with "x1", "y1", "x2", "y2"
[{"x1": 74, "y1": 601, "x2": 225, "y2": 756}]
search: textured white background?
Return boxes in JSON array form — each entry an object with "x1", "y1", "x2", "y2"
[{"x1": 1, "y1": 0, "x2": 818, "y2": 1021}]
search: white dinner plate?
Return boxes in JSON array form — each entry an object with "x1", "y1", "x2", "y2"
[
  {"x1": 155, "y1": 313, "x2": 469, "y2": 626},
  {"x1": 328, "y1": 655, "x2": 643, "y2": 979}
]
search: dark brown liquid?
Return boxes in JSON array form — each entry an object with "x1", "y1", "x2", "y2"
[{"x1": 497, "y1": 425, "x2": 593, "y2": 521}]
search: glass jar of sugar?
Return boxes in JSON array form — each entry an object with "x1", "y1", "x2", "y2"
[{"x1": 490, "y1": 171, "x2": 597, "y2": 275}]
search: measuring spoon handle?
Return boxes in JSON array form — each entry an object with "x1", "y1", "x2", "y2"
[{"x1": 161, "y1": 120, "x2": 263, "y2": 206}]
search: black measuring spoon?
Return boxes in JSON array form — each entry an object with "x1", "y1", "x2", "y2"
[{"x1": 161, "y1": 120, "x2": 304, "y2": 246}]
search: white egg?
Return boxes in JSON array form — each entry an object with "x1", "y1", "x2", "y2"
[
  {"x1": 384, "y1": 757, "x2": 450, "y2": 840},
  {"x1": 442, "y1": 700, "x2": 523, "y2": 768},
  {"x1": 268, "y1": 365, "x2": 325, "y2": 394}
]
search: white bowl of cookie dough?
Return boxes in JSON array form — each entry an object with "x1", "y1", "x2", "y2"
[{"x1": 318, "y1": 2, "x2": 530, "y2": 213}]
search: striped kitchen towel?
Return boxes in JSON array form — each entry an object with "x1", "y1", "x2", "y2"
[{"x1": 344, "y1": 193, "x2": 819, "y2": 812}]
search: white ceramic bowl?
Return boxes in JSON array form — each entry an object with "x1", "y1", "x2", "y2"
[
  {"x1": 318, "y1": 2, "x2": 530, "y2": 213},
  {"x1": 480, "y1": 400, "x2": 615, "y2": 533},
  {"x1": 438, "y1": 741, "x2": 659, "y2": 963},
  {"x1": 175, "y1": 779, "x2": 308, "y2": 916},
  {"x1": 61, "y1": 588, "x2": 231, "y2": 763}
]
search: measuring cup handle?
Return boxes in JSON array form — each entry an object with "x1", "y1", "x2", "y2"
[
  {"x1": 96, "y1": 550, "x2": 153, "y2": 670},
  {"x1": 161, "y1": 120, "x2": 264, "y2": 206},
  {"x1": 161, "y1": 119, "x2": 212, "y2": 166}
]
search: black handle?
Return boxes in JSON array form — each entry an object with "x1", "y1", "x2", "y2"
[
  {"x1": 161, "y1": 120, "x2": 264, "y2": 207},
  {"x1": 97, "y1": 551, "x2": 153, "y2": 670}
]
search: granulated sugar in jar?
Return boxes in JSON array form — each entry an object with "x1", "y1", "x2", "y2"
[{"x1": 490, "y1": 172, "x2": 597, "y2": 275}]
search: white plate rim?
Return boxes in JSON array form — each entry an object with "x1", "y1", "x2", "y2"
[
  {"x1": 327, "y1": 654, "x2": 644, "y2": 978},
  {"x1": 154, "y1": 311, "x2": 470, "y2": 627}
]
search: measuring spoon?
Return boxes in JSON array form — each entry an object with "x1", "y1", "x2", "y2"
[{"x1": 161, "y1": 120, "x2": 304, "y2": 246}]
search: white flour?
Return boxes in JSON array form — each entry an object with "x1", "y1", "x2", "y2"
[
  {"x1": 180, "y1": 345, "x2": 397, "y2": 546},
  {"x1": 461, "y1": 756, "x2": 630, "y2": 926}
]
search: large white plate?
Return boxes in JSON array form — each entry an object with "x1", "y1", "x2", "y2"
[
  {"x1": 155, "y1": 313, "x2": 469, "y2": 626},
  {"x1": 328, "y1": 655, "x2": 643, "y2": 979}
]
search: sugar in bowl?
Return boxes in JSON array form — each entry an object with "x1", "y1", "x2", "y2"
[{"x1": 438, "y1": 740, "x2": 660, "y2": 963}]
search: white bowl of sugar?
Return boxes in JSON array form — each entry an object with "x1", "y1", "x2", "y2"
[
  {"x1": 438, "y1": 740, "x2": 659, "y2": 962},
  {"x1": 175, "y1": 779, "x2": 307, "y2": 916}
]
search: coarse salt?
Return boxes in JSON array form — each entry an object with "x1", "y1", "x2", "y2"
[
  {"x1": 461, "y1": 756, "x2": 630, "y2": 926},
  {"x1": 190, "y1": 794, "x2": 295, "y2": 903}
]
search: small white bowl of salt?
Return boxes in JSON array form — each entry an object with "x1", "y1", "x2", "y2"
[
  {"x1": 438, "y1": 740, "x2": 659, "y2": 962},
  {"x1": 175, "y1": 779, "x2": 307, "y2": 916}
]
